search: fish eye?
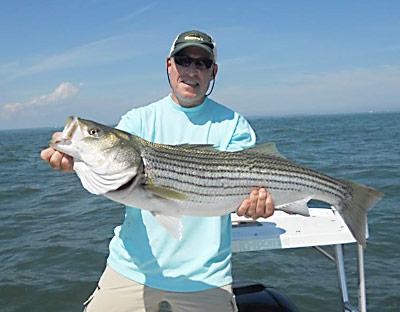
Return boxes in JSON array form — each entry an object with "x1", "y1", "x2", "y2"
[{"x1": 88, "y1": 127, "x2": 101, "y2": 137}]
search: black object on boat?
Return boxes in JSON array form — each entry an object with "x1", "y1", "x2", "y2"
[{"x1": 233, "y1": 282, "x2": 299, "y2": 312}]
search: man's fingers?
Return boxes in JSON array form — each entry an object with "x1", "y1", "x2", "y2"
[
  {"x1": 40, "y1": 147, "x2": 55, "y2": 161},
  {"x1": 60, "y1": 154, "x2": 74, "y2": 172},
  {"x1": 49, "y1": 151, "x2": 64, "y2": 170},
  {"x1": 41, "y1": 148, "x2": 74, "y2": 172},
  {"x1": 263, "y1": 191, "x2": 274, "y2": 218},
  {"x1": 40, "y1": 132, "x2": 74, "y2": 172},
  {"x1": 236, "y1": 199, "x2": 250, "y2": 216},
  {"x1": 255, "y1": 188, "x2": 267, "y2": 219},
  {"x1": 247, "y1": 189, "x2": 258, "y2": 218},
  {"x1": 237, "y1": 188, "x2": 275, "y2": 219}
]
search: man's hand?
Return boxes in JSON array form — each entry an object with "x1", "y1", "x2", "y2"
[
  {"x1": 237, "y1": 188, "x2": 274, "y2": 220},
  {"x1": 40, "y1": 132, "x2": 74, "y2": 172}
]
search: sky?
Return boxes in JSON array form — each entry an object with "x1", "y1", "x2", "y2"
[{"x1": 0, "y1": 0, "x2": 399, "y2": 129}]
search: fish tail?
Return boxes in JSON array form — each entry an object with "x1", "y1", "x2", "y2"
[{"x1": 338, "y1": 180, "x2": 383, "y2": 248}]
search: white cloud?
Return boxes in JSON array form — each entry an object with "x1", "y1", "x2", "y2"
[
  {"x1": 113, "y1": 2, "x2": 159, "y2": 24},
  {"x1": 3, "y1": 102, "x2": 23, "y2": 113},
  {"x1": 30, "y1": 82, "x2": 80, "y2": 106},
  {"x1": 1, "y1": 82, "x2": 80, "y2": 118},
  {"x1": 5, "y1": 33, "x2": 150, "y2": 81}
]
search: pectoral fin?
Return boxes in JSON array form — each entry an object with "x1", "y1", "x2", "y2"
[
  {"x1": 145, "y1": 184, "x2": 187, "y2": 201},
  {"x1": 152, "y1": 213, "x2": 183, "y2": 240},
  {"x1": 276, "y1": 197, "x2": 311, "y2": 216}
]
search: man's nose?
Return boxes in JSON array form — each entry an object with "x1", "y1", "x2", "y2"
[{"x1": 185, "y1": 62, "x2": 199, "y2": 72}]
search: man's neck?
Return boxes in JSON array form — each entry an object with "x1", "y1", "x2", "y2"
[{"x1": 170, "y1": 93, "x2": 205, "y2": 108}]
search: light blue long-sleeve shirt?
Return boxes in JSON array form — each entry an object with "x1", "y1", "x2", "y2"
[{"x1": 107, "y1": 95, "x2": 256, "y2": 291}]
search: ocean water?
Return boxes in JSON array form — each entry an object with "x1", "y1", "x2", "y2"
[{"x1": 0, "y1": 112, "x2": 399, "y2": 312}]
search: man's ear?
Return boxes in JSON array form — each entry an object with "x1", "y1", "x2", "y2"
[
  {"x1": 166, "y1": 57, "x2": 172, "y2": 74},
  {"x1": 212, "y1": 64, "x2": 218, "y2": 79}
]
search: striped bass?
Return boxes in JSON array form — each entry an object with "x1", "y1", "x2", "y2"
[{"x1": 51, "y1": 116, "x2": 383, "y2": 247}]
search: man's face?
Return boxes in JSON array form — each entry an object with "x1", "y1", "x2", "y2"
[{"x1": 167, "y1": 47, "x2": 217, "y2": 107}]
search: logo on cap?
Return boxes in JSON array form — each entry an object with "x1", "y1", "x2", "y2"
[{"x1": 184, "y1": 35, "x2": 204, "y2": 42}]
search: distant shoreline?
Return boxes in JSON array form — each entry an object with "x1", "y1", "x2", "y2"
[
  {"x1": 1, "y1": 110, "x2": 399, "y2": 132},
  {"x1": 246, "y1": 109, "x2": 400, "y2": 120}
]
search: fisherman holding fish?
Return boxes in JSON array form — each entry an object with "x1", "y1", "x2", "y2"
[{"x1": 41, "y1": 30, "x2": 275, "y2": 311}]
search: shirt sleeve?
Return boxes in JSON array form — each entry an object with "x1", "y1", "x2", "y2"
[
  {"x1": 115, "y1": 109, "x2": 142, "y2": 136},
  {"x1": 226, "y1": 114, "x2": 257, "y2": 152}
]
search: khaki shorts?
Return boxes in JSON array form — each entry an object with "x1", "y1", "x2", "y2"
[{"x1": 83, "y1": 266, "x2": 238, "y2": 312}]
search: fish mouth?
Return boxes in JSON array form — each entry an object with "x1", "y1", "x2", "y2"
[
  {"x1": 49, "y1": 116, "x2": 83, "y2": 159},
  {"x1": 50, "y1": 137, "x2": 72, "y2": 148},
  {"x1": 62, "y1": 116, "x2": 80, "y2": 139}
]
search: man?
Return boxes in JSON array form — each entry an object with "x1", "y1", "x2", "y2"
[{"x1": 41, "y1": 30, "x2": 274, "y2": 312}]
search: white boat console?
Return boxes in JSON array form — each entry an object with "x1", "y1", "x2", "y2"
[{"x1": 232, "y1": 207, "x2": 368, "y2": 312}]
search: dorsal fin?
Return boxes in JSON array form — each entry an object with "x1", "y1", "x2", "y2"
[
  {"x1": 174, "y1": 144, "x2": 217, "y2": 151},
  {"x1": 244, "y1": 142, "x2": 285, "y2": 158}
]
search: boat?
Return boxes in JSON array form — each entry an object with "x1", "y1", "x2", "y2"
[{"x1": 231, "y1": 204, "x2": 368, "y2": 312}]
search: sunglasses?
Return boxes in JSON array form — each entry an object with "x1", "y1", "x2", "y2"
[{"x1": 173, "y1": 55, "x2": 214, "y2": 70}]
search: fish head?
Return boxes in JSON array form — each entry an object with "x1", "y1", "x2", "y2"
[{"x1": 51, "y1": 116, "x2": 142, "y2": 175}]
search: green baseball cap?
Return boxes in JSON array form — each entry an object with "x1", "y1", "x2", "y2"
[{"x1": 169, "y1": 30, "x2": 217, "y2": 61}]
